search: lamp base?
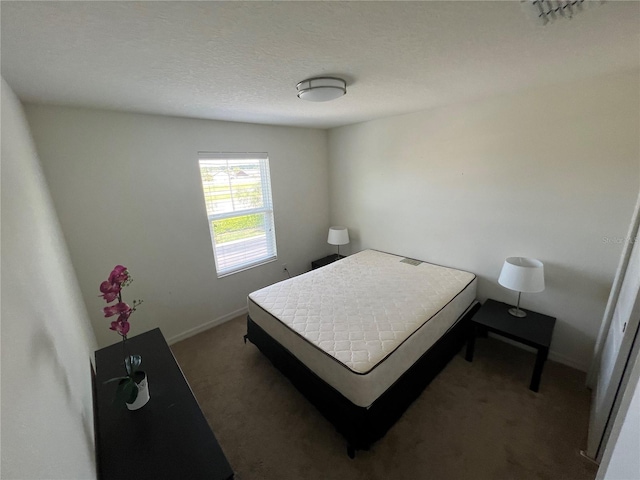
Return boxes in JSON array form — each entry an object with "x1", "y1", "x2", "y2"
[{"x1": 508, "y1": 307, "x2": 527, "y2": 318}]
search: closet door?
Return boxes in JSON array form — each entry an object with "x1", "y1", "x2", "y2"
[{"x1": 587, "y1": 234, "x2": 640, "y2": 461}]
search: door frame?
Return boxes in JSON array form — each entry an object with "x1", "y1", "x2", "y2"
[
  {"x1": 588, "y1": 194, "x2": 640, "y2": 388},
  {"x1": 586, "y1": 193, "x2": 640, "y2": 461}
]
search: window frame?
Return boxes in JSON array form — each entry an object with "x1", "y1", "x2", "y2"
[{"x1": 198, "y1": 152, "x2": 277, "y2": 278}]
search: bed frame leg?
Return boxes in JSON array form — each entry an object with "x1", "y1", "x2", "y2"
[
  {"x1": 347, "y1": 445, "x2": 356, "y2": 459},
  {"x1": 243, "y1": 334, "x2": 248, "y2": 344}
]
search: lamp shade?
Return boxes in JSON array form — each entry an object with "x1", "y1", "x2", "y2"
[
  {"x1": 498, "y1": 257, "x2": 545, "y2": 293},
  {"x1": 327, "y1": 226, "x2": 349, "y2": 246}
]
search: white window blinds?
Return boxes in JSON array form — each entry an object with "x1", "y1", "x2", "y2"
[{"x1": 198, "y1": 152, "x2": 277, "y2": 277}]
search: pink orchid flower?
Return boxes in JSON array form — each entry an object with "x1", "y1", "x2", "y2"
[
  {"x1": 108, "y1": 265, "x2": 129, "y2": 285},
  {"x1": 99, "y1": 280, "x2": 121, "y2": 302},
  {"x1": 109, "y1": 319, "x2": 130, "y2": 336},
  {"x1": 103, "y1": 302, "x2": 131, "y2": 318},
  {"x1": 117, "y1": 310, "x2": 132, "y2": 323},
  {"x1": 100, "y1": 265, "x2": 141, "y2": 344}
]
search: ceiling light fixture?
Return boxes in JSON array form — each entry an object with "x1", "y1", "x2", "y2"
[{"x1": 296, "y1": 77, "x2": 347, "y2": 102}]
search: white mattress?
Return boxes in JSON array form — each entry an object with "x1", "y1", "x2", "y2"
[{"x1": 248, "y1": 249, "x2": 477, "y2": 407}]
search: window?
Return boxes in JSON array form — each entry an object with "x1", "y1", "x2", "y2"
[{"x1": 198, "y1": 152, "x2": 277, "y2": 277}]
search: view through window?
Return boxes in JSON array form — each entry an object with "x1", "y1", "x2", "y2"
[{"x1": 198, "y1": 152, "x2": 277, "y2": 277}]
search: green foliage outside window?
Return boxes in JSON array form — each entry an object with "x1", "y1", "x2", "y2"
[{"x1": 213, "y1": 214, "x2": 265, "y2": 244}]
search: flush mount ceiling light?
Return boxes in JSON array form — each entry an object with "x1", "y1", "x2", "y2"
[{"x1": 296, "y1": 77, "x2": 347, "y2": 102}]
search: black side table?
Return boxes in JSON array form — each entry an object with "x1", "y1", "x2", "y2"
[
  {"x1": 311, "y1": 253, "x2": 345, "y2": 270},
  {"x1": 465, "y1": 299, "x2": 556, "y2": 392}
]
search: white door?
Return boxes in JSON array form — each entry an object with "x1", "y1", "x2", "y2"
[{"x1": 588, "y1": 234, "x2": 640, "y2": 461}]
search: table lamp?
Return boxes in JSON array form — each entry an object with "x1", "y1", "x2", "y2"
[
  {"x1": 327, "y1": 226, "x2": 349, "y2": 257},
  {"x1": 498, "y1": 257, "x2": 545, "y2": 317}
]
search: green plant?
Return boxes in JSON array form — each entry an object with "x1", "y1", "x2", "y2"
[{"x1": 104, "y1": 354, "x2": 143, "y2": 406}]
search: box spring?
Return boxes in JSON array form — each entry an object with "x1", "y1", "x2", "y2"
[{"x1": 245, "y1": 300, "x2": 479, "y2": 455}]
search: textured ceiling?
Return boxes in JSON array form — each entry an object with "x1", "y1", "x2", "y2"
[{"x1": 1, "y1": 1, "x2": 639, "y2": 129}]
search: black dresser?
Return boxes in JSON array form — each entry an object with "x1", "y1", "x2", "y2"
[{"x1": 94, "y1": 328, "x2": 234, "y2": 480}]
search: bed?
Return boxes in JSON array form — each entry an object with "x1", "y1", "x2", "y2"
[{"x1": 244, "y1": 249, "x2": 478, "y2": 457}]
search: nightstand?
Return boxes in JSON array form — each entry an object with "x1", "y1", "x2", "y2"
[
  {"x1": 465, "y1": 299, "x2": 556, "y2": 392},
  {"x1": 311, "y1": 254, "x2": 345, "y2": 270}
]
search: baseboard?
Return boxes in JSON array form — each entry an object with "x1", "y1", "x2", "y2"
[
  {"x1": 166, "y1": 307, "x2": 248, "y2": 345},
  {"x1": 579, "y1": 449, "x2": 600, "y2": 465},
  {"x1": 488, "y1": 333, "x2": 589, "y2": 372},
  {"x1": 548, "y1": 350, "x2": 589, "y2": 372}
]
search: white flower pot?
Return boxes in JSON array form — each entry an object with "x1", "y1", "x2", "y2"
[{"x1": 126, "y1": 372, "x2": 150, "y2": 411}]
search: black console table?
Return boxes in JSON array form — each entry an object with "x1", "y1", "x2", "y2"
[{"x1": 94, "y1": 328, "x2": 234, "y2": 480}]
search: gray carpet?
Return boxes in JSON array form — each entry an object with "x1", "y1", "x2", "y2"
[{"x1": 171, "y1": 316, "x2": 598, "y2": 480}]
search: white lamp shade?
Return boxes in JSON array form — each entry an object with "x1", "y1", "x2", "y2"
[
  {"x1": 498, "y1": 257, "x2": 545, "y2": 293},
  {"x1": 327, "y1": 226, "x2": 349, "y2": 246}
]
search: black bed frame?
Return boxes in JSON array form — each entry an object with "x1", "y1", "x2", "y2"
[{"x1": 244, "y1": 301, "x2": 480, "y2": 458}]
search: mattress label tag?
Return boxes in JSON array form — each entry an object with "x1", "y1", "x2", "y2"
[{"x1": 400, "y1": 258, "x2": 423, "y2": 266}]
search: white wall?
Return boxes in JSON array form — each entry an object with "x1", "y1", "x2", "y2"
[
  {"x1": 24, "y1": 105, "x2": 330, "y2": 347},
  {"x1": 328, "y1": 70, "x2": 640, "y2": 371},
  {"x1": 1, "y1": 79, "x2": 97, "y2": 478}
]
